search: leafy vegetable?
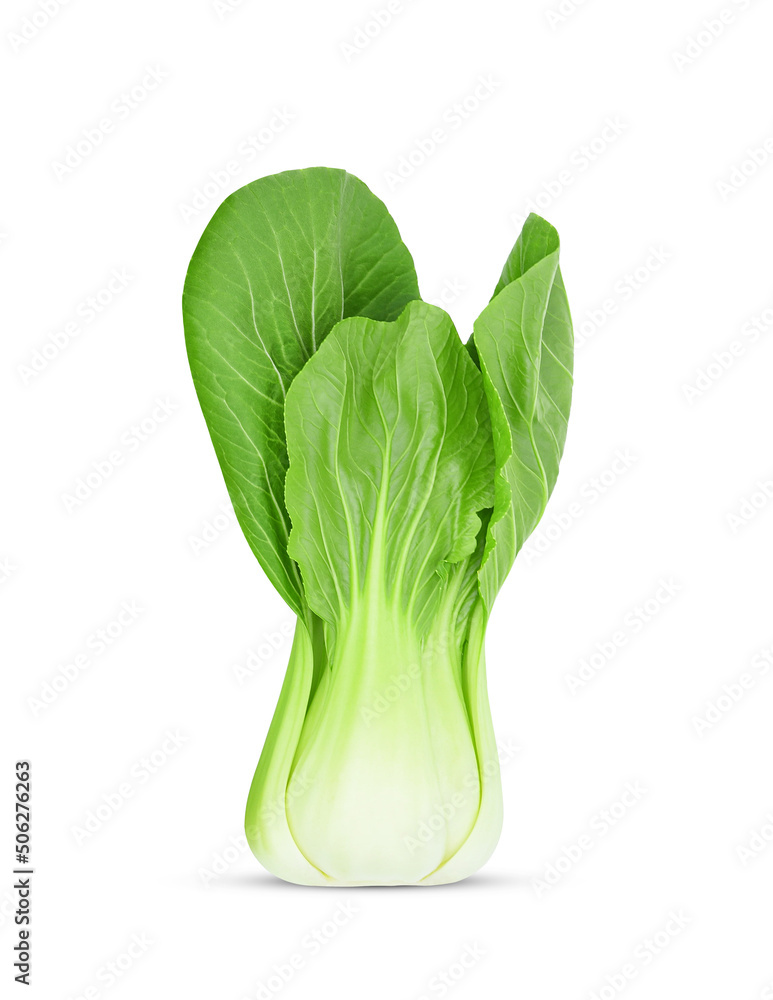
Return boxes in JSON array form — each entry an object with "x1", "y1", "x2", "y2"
[
  {"x1": 182, "y1": 167, "x2": 573, "y2": 886},
  {"x1": 182, "y1": 168, "x2": 419, "y2": 614}
]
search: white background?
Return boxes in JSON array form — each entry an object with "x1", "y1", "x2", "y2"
[{"x1": 3, "y1": 0, "x2": 773, "y2": 997}]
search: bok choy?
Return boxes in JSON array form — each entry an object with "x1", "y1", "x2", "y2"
[{"x1": 182, "y1": 167, "x2": 573, "y2": 885}]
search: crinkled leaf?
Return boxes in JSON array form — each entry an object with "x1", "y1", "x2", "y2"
[{"x1": 284, "y1": 300, "x2": 495, "y2": 635}]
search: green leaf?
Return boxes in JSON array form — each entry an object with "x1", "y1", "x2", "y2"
[
  {"x1": 492, "y1": 210, "x2": 563, "y2": 296},
  {"x1": 284, "y1": 300, "x2": 495, "y2": 635},
  {"x1": 472, "y1": 214, "x2": 574, "y2": 612},
  {"x1": 182, "y1": 167, "x2": 420, "y2": 614}
]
